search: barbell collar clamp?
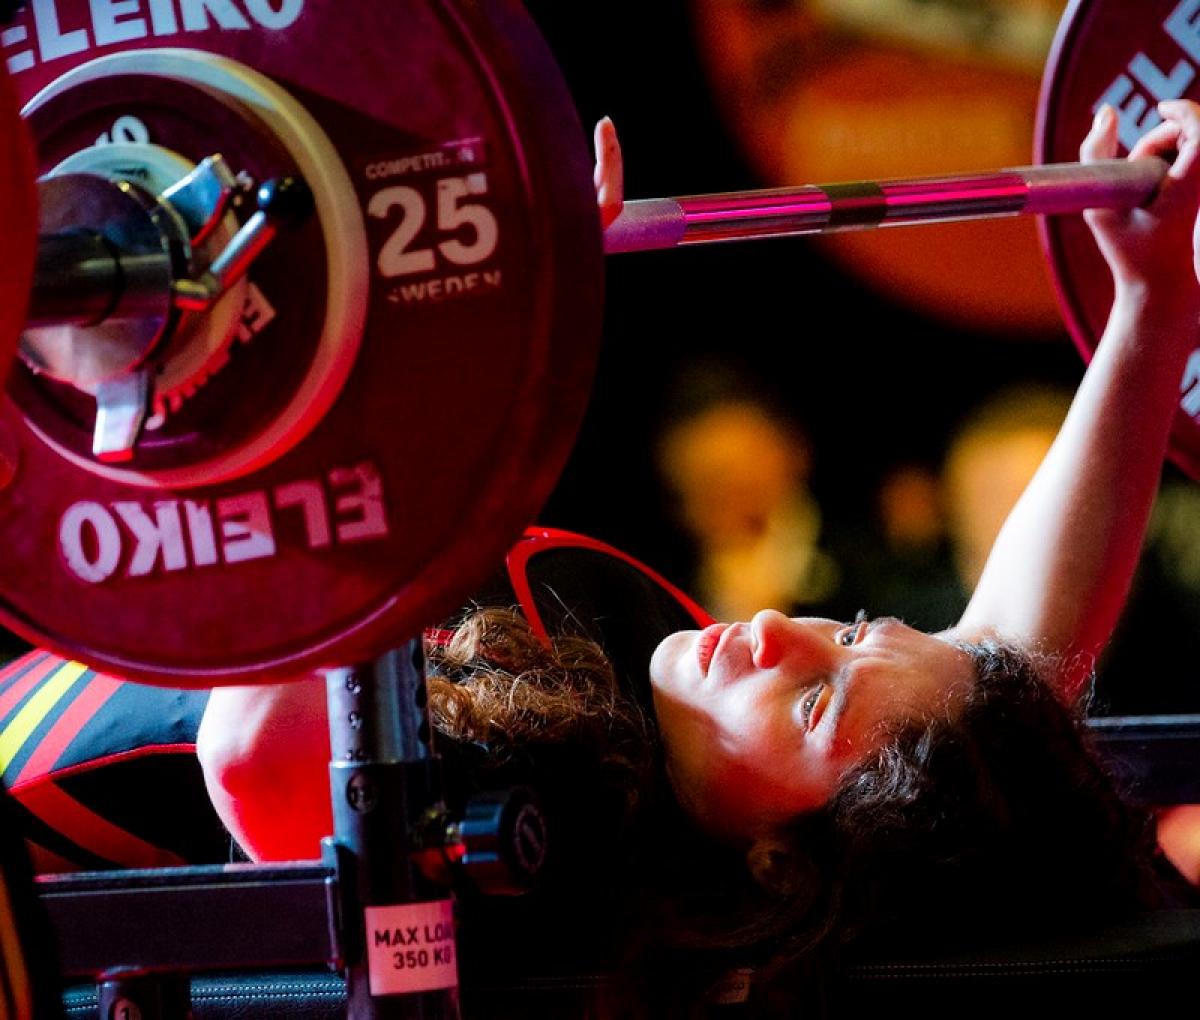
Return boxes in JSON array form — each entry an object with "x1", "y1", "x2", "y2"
[
  {"x1": 93, "y1": 367, "x2": 150, "y2": 463},
  {"x1": 160, "y1": 153, "x2": 239, "y2": 245},
  {"x1": 173, "y1": 175, "x2": 314, "y2": 312},
  {"x1": 21, "y1": 174, "x2": 187, "y2": 393}
]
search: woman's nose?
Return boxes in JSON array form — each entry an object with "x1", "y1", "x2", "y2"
[{"x1": 750, "y1": 609, "x2": 833, "y2": 671}]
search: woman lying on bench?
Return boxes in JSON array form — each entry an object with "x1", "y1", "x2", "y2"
[
  {"x1": 6, "y1": 102, "x2": 1200, "y2": 1014},
  {"x1": 197, "y1": 100, "x2": 1200, "y2": 1012}
]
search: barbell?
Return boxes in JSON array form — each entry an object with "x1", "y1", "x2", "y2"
[
  {"x1": 604, "y1": 159, "x2": 1167, "y2": 251},
  {"x1": 0, "y1": 0, "x2": 1192, "y2": 685}
]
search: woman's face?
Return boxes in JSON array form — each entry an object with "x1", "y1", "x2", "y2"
[{"x1": 649, "y1": 610, "x2": 975, "y2": 840}]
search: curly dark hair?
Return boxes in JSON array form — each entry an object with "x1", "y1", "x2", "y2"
[
  {"x1": 426, "y1": 613, "x2": 1162, "y2": 1018},
  {"x1": 424, "y1": 605, "x2": 659, "y2": 844}
]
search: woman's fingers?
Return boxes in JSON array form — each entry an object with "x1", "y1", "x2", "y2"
[
  {"x1": 1080, "y1": 104, "x2": 1119, "y2": 163},
  {"x1": 593, "y1": 116, "x2": 624, "y2": 230},
  {"x1": 1157, "y1": 99, "x2": 1200, "y2": 185},
  {"x1": 1082, "y1": 107, "x2": 1122, "y2": 235},
  {"x1": 1128, "y1": 118, "x2": 1181, "y2": 163}
]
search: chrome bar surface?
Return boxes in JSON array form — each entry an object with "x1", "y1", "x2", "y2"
[{"x1": 604, "y1": 157, "x2": 1168, "y2": 253}]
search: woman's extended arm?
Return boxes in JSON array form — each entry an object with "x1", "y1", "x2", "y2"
[{"x1": 953, "y1": 101, "x2": 1200, "y2": 698}]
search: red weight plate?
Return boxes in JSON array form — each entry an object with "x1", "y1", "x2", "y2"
[
  {"x1": 0, "y1": 61, "x2": 35, "y2": 395},
  {"x1": 1038, "y1": 0, "x2": 1200, "y2": 477},
  {"x1": 0, "y1": 0, "x2": 603, "y2": 685}
]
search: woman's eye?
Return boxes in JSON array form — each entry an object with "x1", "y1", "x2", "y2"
[{"x1": 802, "y1": 686, "x2": 821, "y2": 717}]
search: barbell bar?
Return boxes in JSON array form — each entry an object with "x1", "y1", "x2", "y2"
[
  {"x1": 604, "y1": 157, "x2": 1169, "y2": 253},
  {"x1": 27, "y1": 154, "x2": 1169, "y2": 322}
]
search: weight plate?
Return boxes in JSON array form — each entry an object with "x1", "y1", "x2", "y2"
[
  {"x1": 1038, "y1": 0, "x2": 1200, "y2": 477},
  {"x1": 0, "y1": 0, "x2": 603, "y2": 684},
  {"x1": 0, "y1": 61, "x2": 35, "y2": 397}
]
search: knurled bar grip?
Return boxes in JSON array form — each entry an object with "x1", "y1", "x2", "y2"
[{"x1": 603, "y1": 157, "x2": 1168, "y2": 253}]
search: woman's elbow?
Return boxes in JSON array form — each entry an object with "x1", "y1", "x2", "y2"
[{"x1": 197, "y1": 679, "x2": 333, "y2": 859}]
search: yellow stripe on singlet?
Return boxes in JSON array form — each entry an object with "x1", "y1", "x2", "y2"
[{"x1": 0, "y1": 661, "x2": 87, "y2": 776}]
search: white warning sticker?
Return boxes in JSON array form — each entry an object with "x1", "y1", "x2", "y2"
[{"x1": 364, "y1": 899, "x2": 458, "y2": 996}]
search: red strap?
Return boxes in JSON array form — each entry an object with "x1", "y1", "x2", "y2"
[{"x1": 17, "y1": 783, "x2": 185, "y2": 869}]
